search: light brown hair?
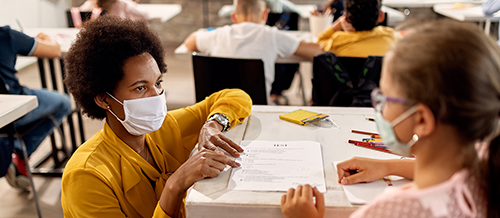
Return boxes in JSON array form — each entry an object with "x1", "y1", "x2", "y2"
[
  {"x1": 388, "y1": 19, "x2": 500, "y2": 218},
  {"x1": 234, "y1": 0, "x2": 266, "y2": 21}
]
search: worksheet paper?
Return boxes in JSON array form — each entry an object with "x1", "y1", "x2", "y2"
[
  {"x1": 333, "y1": 161, "x2": 412, "y2": 204},
  {"x1": 228, "y1": 140, "x2": 326, "y2": 193}
]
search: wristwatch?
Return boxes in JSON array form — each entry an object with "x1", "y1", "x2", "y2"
[{"x1": 206, "y1": 113, "x2": 231, "y2": 132}]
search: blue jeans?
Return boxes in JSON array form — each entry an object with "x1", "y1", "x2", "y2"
[{"x1": 1, "y1": 87, "x2": 72, "y2": 156}]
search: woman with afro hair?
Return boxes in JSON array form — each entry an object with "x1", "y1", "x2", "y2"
[{"x1": 61, "y1": 16, "x2": 252, "y2": 218}]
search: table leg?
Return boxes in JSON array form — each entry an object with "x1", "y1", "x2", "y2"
[{"x1": 485, "y1": 19, "x2": 491, "y2": 35}]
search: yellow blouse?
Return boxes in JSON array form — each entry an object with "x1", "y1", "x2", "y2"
[{"x1": 61, "y1": 89, "x2": 252, "y2": 218}]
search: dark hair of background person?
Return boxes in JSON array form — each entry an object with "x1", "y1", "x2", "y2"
[
  {"x1": 389, "y1": 19, "x2": 500, "y2": 218},
  {"x1": 344, "y1": 0, "x2": 381, "y2": 31},
  {"x1": 64, "y1": 15, "x2": 167, "y2": 120}
]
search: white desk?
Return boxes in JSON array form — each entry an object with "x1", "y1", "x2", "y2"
[
  {"x1": 433, "y1": 3, "x2": 500, "y2": 34},
  {"x1": 13, "y1": 29, "x2": 77, "y2": 72},
  {"x1": 185, "y1": 106, "x2": 401, "y2": 218},
  {"x1": 174, "y1": 31, "x2": 313, "y2": 64},
  {"x1": 24, "y1": 28, "x2": 79, "y2": 54},
  {"x1": 383, "y1": 0, "x2": 484, "y2": 8},
  {"x1": 15, "y1": 57, "x2": 38, "y2": 71},
  {"x1": 138, "y1": 4, "x2": 182, "y2": 22},
  {"x1": 0, "y1": 95, "x2": 38, "y2": 128}
]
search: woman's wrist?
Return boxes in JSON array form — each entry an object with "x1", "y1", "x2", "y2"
[
  {"x1": 205, "y1": 120, "x2": 224, "y2": 132},
  {"x1": 167, "y1": 175, "x2": 189, "y2": 194}
]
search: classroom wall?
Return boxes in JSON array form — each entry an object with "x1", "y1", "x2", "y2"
[{"x1": 0, "y1": 0, "x2": 72, "y2": 29}]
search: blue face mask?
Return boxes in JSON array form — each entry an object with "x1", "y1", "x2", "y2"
[{"x1": 374, "y1": 105, "x2": 419, "y2": 157}]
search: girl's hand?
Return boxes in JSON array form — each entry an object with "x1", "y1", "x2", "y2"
[
  {"x1": 281, "y1": 185, "x2": 325, "y2": 218},
  {"x1": 336, "y1": 157, "x2": 391, "y2": 185}
]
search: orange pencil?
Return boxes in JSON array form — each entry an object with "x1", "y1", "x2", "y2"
[{"x1": 351, "y1": 129, "x2": 380, "y2": 137}]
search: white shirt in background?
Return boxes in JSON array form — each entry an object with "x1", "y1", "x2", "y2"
[{"x1": 195, "y1": 22, "x2": 300, "y2": 103}]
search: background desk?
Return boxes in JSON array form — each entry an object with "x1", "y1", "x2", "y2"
[
  {"x1": 0, "y1": 95, "x2": 38, "y2": 128},
  {"x1": 24, "y1": 28, "x2": 78, "y2": 53},
  {"x1": 16, "y1": 28, "x2": 78, "y2": 71},
  {"x1": 383, "y1": 0, "x2": 484, "y2": 8},
  {"x1": 186, "y1": 106, "x2": 401, "y2": 218},
  {"x1": 433, "y1": 3, "x2": 500, "y2": 34},
  {"x1": 138, "y1": 4, "x2": 182, "y2": 23}
]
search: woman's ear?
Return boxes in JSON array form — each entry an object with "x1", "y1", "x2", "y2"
[
  {"x1": 94, "y1": 93, "x2": 109, "y2": 110},
  {"x1": 413, "y1": 104, "x2": 435, "y2": 138}
]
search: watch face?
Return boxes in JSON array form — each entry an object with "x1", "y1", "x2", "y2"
[{"x1": 213, "y1": 114, "x2": 229, "y2": 131}]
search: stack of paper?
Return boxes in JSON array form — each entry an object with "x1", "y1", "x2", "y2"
[{"x1": 228, "y1": 140, "x2": 326, "y2": 193}]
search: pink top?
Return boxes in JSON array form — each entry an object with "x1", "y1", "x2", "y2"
[
  {"x1": 350, "y1": 170, "x2": 486, "y2": 218},
  {"x1": 107, "y1": 0, "x2": 149, "y2": 20}
]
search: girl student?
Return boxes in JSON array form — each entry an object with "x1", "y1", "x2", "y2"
[{"x1": 281, "y1": 19, "x2": 500, "y2": 218}]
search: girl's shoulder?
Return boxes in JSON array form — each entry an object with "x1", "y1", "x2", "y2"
[{"x1": 350, "y1": 170, "x2": 486, "y2": 218}]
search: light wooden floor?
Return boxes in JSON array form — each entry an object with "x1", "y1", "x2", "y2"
[{"x1": 0, "y1": 45, "x2": 313, "y2": 218}]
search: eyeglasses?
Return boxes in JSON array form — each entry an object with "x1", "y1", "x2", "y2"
[{"x1": 370, "y1": 88, "x2": 409, "y2": 112}]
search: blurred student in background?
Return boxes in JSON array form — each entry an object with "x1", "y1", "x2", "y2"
[
  {"x1": 0, "y1": 26, "x2": 71, "y2": 189},
  {"x1": 317, "y1": 0, "x2": 393, "y2": 57},
  {"x1": 79, "y1": 0, "x2": 148, "y2": 20},
  {"x1": 184, "y1": 0, "x2": 323, "y2": 104}
]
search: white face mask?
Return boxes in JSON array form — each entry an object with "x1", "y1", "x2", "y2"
[
  {"x1": 374, "y1": 105, "x2": 419, "y2": 157},
  {"x1": 106, "y1": 91, "x2": 167, "y2": 136}
]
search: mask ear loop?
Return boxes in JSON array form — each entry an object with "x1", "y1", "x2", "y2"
[
  {"x1": 390, "y1": 105, "x2": 419, "y2": 153},
  {"x1": 106, "y1": 92, "x2": 124, "y2": 105},
  {"x1": 105, "y1": 93, "x2": 126, "y2": 122}
]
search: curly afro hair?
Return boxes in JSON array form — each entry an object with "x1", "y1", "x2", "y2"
[
  {"x1": 344, "y1": 0, "x2": 381, "y2": 31},
  {"x1": 64, "y1": 16, "x2": 167, "y2": 120}
]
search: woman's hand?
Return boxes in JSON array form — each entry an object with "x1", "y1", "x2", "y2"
[
  {"x1": 198, "y1": 120, "x2": 244, "y2": 157},
  {"x1": 160, "y1": 148, "x2": 239, "y2": 217},
  {"x1": 281, "y1": 185, "x2": 325, "y2": 218},
  {"x1": 337, "y1": 157, "x2": 399, "y2": 185},
  {"x1": 168, "y1": 148, "x2": 240, "y2": 192}
]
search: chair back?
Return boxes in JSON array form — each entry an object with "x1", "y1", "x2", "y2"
[
  {"x1": 312, "y1": 52, "x2": 383, "y2": 107},
  {"x1": 192, "y1": 54, "x2": 267, "y2": 105},
  {"x1": 0, "y1": 75, "x2": 8, "y2": 94}
]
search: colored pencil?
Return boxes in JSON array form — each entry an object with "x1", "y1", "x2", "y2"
[
  {"x1": 348, "y1": 139, "x2": 393, "y2": 154},
  {"x1": 351, "y1": 129, "x2": 380, "y2": 136}
]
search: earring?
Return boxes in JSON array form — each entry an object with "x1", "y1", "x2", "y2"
[
  {"x1": 411, "y1": 134, "x2": 419, "y2": 142},
  {"x1": 408, "y1": 134, "x2": 419, "y2": 147}
]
